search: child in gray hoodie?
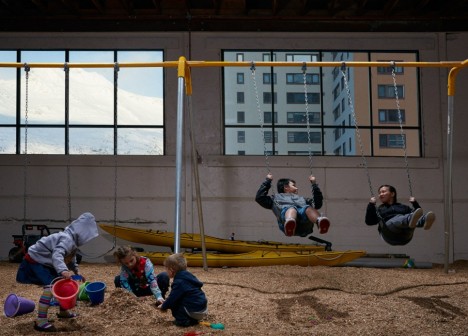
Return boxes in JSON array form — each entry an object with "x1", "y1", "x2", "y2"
[{"x1": 16, "y1": 212, "x2": 99, "y2": 332}]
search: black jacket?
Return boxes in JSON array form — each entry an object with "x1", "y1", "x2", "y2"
[
  {"x1": 365, "y1": 201, "x2": 421, "y2": 226},
  {"x1": 161, "y1": 270, "x2": 207, "y2": 313},
  {"x1": 365, "y1": 200, "x2": 421, "y2": 246},
  {"x1": 255, "y1": 178, "x2": 323, "y2": 212}
]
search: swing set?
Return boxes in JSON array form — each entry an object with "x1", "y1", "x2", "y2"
[
  {"x1": 173, "y1": 57, "x2": 467, "y2": 274},
  {"x1": 1, "y1": 57, "x2": 467, "y2": 273}
]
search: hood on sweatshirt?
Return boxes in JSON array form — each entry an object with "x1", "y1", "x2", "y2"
[{"x1": 63, "y1": 212, "x2": 99, "y2": 246}]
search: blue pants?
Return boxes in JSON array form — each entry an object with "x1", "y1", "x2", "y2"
[
  {"x1": 278, "y1": 205, "x2": 315, "y2": 237},
  {"x1": 16, "y1": 259, "x2": 59, "y2": 286}
]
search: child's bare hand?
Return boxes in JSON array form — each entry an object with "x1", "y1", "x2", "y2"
[
  {"x1": 61, "y1": 271, "x2": 73, "y2": 279},
  {"x1": 309, "y1": 175, "x2": 316, "y2": 184},
  {"x1": 156, "y1": 298, "x2": 164, "y2": 306},
  {"x1": 370, "y1": 197, "x2": 376, "y2": 204},
  {"x1": 409, "y1": 196, "x2": 415, "y2": 202},
  {"x1": 266, "y1": 173, "x2": 273, "y2": 180}
]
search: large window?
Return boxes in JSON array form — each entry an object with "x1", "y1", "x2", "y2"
[
  {"x1": 0, "y1": 49, "x2": 164, "y2": 155},
  {"x1": 223, "y1": 50, "x2": 420, "y2": 157}
]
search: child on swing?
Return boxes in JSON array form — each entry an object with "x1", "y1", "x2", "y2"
[
  {"x1": 255, "y1": 173, "x2": 330, "y2": 237},
  {"x1": 16, "y1": 212, "x2": 98, "y2": 333},
  {"x1": 365, "y1": 184, "x2": 435, "y2": 245}
]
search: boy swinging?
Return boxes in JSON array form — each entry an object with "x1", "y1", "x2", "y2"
[{"x1": 255, "y1": 173, "x2": 330, "y2": 237}]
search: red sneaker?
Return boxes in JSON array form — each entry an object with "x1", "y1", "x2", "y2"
[
  {"x1": 317, "y1": 217, "x2": 330, "y2": 234},
  {"x1": 284, "y1": 218, "x2": 296, "y2": 237}
]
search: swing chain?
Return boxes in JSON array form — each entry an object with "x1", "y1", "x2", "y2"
[
  {"x1": 302, "y1": 62, "x2": 314, "y2": 174},
  {"x1": 391, "y1": 61, "x2": 413, "y2": 196},
  {"x1": 113, "y1": 62, "x2": 119, "y2": 228},
  {"x1": 80, "y1": 63, "x2": 120, "y2": 259},
  {"x1": 302, "y1": 63, "x2": 315, "y2": 207},
  {"x1": 64, "y1": 63, "x2": 72, "y2": 222},
  {"x1": 250, "y1": 62, "x2": 272, "y2": 174},
  {"x1": 341, "y1": 63, "x2": 375, "y2": 198},
  {"x1": 23, "y1": 64, "x2": 30, "y2": 224}
]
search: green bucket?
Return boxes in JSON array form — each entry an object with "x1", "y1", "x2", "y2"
[{"x1": 78, "y1": 281, "x2": 90, "y2": 301}]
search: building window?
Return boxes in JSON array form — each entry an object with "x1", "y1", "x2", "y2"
[
  {"x1": 263, "y1": 73, "x2": 277, "y2": 84},
  {"x1": 264, "y1": 131, "x2": 278, "y2": 143},
  {"x1": 379, "y1": 134, "x2": 405, "y2": 148},
  {"x1": 237, "y1": 111, "x2": 245, "y2": 123},
  {"x1": 378, "y1": 85, "x2": 405, "y2": 99},
  {"x1": 286, "y1": 73, "x2": 320, "y2": 85},
  {"x1": 333, "y1": 106, "x2": 341, "y2": 121},
  {"x1": 332, "y1": 67, "x2": 339, "y2": 80},
  {"x1": 263, "y1": 53, "x2": 276, "y2": 61},
  {"x1": 287, "y1": 92, "x2": 320, "y2": 104},
  {"x1": 333, "y1": 84, "x2": 340, "y2": 100},
  {"x1": 237, "y1": 73, "x2": 244, "y2": 84},
  {"x1": 379, "y1": 109, "x2": 406, "y2": 123},
  {"x1": 287, "y1": 112, "x2": 320, "y2": 124},
  {"x1": 334, "y1": 127, "x2": 341, "y2": 141},
  {"x1": 237, "y1": 92, "x2": 245, "y2": 103},
  {"x1": 264, "y1": 112, "x2": 278, "y2": 123},
  {"x1": 263, "y1": 92, "x2": 277, "y2": 104},
  {"x1": 285, "y1": 54, "x2": 318, "y2": 62},
  {"x1": 377, "y1": 63, "x2": 404, "y2": 74},
  {"x1": 222, "y1": 50, "x2": 420, "y2": 157},
  {"x1": 288, "y1": 131, "x2": 320, "y2": 143},
  {"x1": 237, "y1": 131, "x2": 245, "y2": 143},
  {"x1": 0, "y1": 49, "x2": 164, "y2": 155}
]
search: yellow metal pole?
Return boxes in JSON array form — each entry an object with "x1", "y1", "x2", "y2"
[{"x1": 0, "y1": 60, "x2": 463, "y2": 69}]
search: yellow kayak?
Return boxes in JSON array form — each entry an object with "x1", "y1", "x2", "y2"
[
  {"x1": 141, "y1": 250, "x2": 367, "y2": 267},
  {"x1": 99, "y1": 224, "x2": 325, "y2": 253}
]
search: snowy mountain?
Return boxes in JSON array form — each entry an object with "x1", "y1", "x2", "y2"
[{"x1": 0, "y1": 68, "x2": 164, "y2": 154}]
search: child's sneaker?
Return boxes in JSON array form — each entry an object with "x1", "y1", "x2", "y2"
[
  {"x1": 317, "y1": 217, "x2": 330, "y2": 234},
  {"x1": 422, "y1": 211, "x2": 435, "y2": 230},
  {"x1": 34, "y1": 321, "x2": 57, "y2": 332},
  {"x1": 284, "y1": 218, "x2": 296, "y2": 237},
  {"x1": 408, "y1": 208, "x2": 423, "y2": 228}
]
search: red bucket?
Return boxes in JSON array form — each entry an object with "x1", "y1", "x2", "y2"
[{"x1": 51, "y1": 279, "x2": 79, "y2": 310}]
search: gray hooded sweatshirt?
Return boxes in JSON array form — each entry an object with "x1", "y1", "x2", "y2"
[{"x1": 27, "y1": 212, "x2": 98, "y2": 275}]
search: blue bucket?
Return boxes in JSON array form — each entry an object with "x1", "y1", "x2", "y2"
[{"x1": 85, "y1": 282, "x2": 106, "y2": 305}]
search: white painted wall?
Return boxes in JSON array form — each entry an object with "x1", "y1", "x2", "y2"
[{"x1": 0, "y1": 32, "x2": 467, "y2": 264}]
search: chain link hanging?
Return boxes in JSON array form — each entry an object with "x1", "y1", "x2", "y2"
[
  {"x1": 391, "y1": 61, "x2": 413, "y2": 197},
  {"x1": 302, "y1": 63, "x2": 315, "y2": 207},
  {"x1": 113, "y1": 62, "x2": 119, "y2": 229},
  {"x1": 22, "y1": 64, "x2": 30, "y2": 224},
  {"x1": 341, "y1": 63, "x2": 375, "y2": 198},
  {"x1": 64, "y1": 62, "x2": 73, "y2": 223},
  {"x1": 250, "y1": 62, "x2": 272, "y2": 174}
]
